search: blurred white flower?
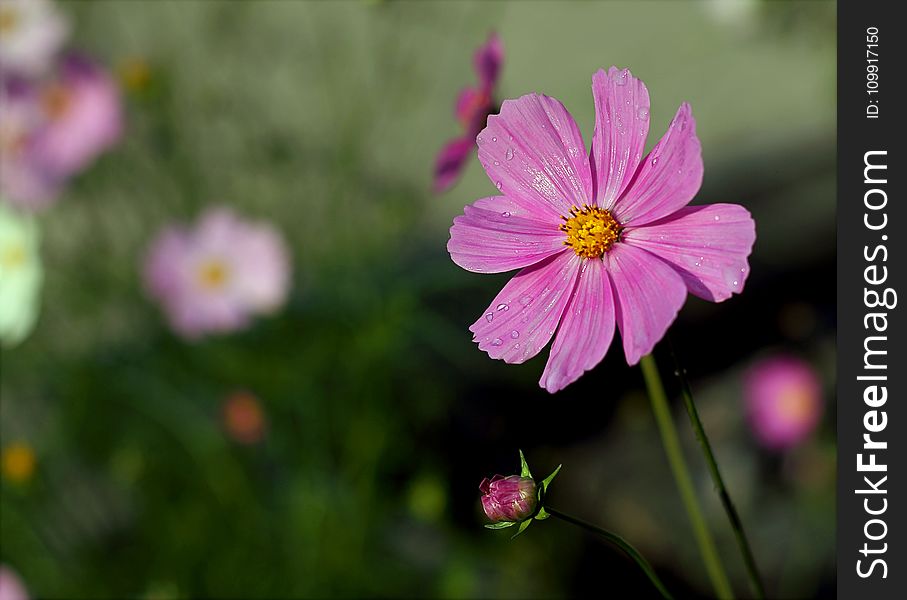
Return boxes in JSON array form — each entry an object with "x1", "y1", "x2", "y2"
[
  {"x1": 0, "y1": 0, "x2": 69, "y2": 77},
  {"x1": 0, "y1": 202, "x2": 42, "y2": 347}
]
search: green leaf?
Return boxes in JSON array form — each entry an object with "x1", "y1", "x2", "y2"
[
  {"x1": 510, "y1": 519, "x2": 532, "y2": 539},
  {"x1": 484, "y1": 521, "x2": 515, "y2": 530},
  {"x1": 518, "y1": 449, "x2": 532, "y2": 479},
  {"x1": 534, "y1": 507, "x2": 550, "y2": 521},
  {"x1": 540, "y1": 464, "x2": 561, "y2": 494}
]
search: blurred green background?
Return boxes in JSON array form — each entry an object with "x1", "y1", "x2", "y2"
[{"x1": 1, "y1": 1, "x2": 835, "y2": 598}]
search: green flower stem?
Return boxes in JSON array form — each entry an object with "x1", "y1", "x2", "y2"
[
  {"x1": 668, "y1": 342, "x2": 765, "y2": 599},
  {"x1": 545, "y1": 506, "x2": 673, "y2": 599},
  {"x1": 640, "y1": 353, "x2": 734, "y2": 600}
]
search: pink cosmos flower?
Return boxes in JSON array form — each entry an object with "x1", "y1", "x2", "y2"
[
  {"x1": 0, "y1": 0, "x2": 69, "y2": 77},
  {"x1": 0, "y1": 55, "x2": 123, "y2": 211},
  {"x1": 433, "y1": 33, "x2": 503, "y2": 193},
  {"x1": 744, "y1": 355, "x2": 823, "y2": 451},
  {"x1": 0, "y1": 565, "x2": 29, "y2": 600},
  {"x1": 30, "y1": 54, "x2": 123, "y2": 179},
  {"x1": 448, "y1": 67, "x2": 756, "y2": 392},
  {"x1": 144, "y1": 207, "x2": 291, "y2": 339}
]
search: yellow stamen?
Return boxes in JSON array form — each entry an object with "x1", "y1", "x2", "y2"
[
  {"x1": 560, "y1": 205, "x2": 622, "y2": 258},
  {"x1": 197, "y1": 260, "x2": 229, "y2": 290}
]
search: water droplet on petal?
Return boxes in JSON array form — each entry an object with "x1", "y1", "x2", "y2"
[
  {"x1": 637, "y1": 107, "x2": 649, "y2": 120},
  {"x1": 505, "y1": 147, "x2": 514, "y2": 161},
  {"x1": 493, "y1": 160, "x2": 500, "y2": 166},
  {"x1": 491, "y1": 338, "x2": 503, "y2": 347},
  {"x1": 495, "y1": 181, "x2": 503, "y2": 190},
  {"x1": 492, "y1": 136, "x2": 497, "y2": 142},
  {"x1": 496, "y1": 303, "x2": 509, "y2": 312},
  {"x1": 485, "y1": 313, "x2": 494, "y2": 323},
  {"x1": 714, "y1": 215, "x2": 720, "y2": 221},
  {"x1": 732, "y1": 280, "x2": 739, "y2": 286},
  {"x1": 651, "y1": 156, "x2": 659, "y2": 167},
  {"x1": 510, "y1": 330, "x2": 519, "y2": 339},
  {"x1": 501, "y1": 211, "x2": 511, "y2": 218}
]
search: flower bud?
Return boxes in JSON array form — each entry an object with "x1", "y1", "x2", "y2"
[{"x1": 479, "y1": 474, "x2": 537, "y2": 523}]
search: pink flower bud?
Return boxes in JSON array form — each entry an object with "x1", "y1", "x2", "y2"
[{"x1": 479, "y1": 474, "x2": 537, "y2": 523}]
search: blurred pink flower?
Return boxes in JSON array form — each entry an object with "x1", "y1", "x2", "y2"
[
  {"x1": 744, "y1": 355, "x2": 823, "y2": 451},
  {"x1": 448, "y1": 67, "x2": 756, "y2": 392},
  {"x1": 0, "y1": 79, "x2": 63, "y2": 208},
  {"x1": 144, "y1": 207, "x2": 291, "y2": 339},
  {"x1": 0, "y1": 0, "x2": 69, "y2": 77},
  {"x1": 0, "y1": 565, "x2": 29, "y2": 600},
  {"x1": 0, "y1": 55, "x2": 123, "y2": 211},
  {"x1": 30, "y1": 55, "x2": 123, "y2": 179},
  {"x1": 433, "y1": 32, "x2": 503, "y2": 193}
]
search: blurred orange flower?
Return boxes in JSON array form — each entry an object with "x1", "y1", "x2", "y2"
[
  {"x1": 1, "y1": 442, "x2": 36, "y2": 483},
  {"x1": 222, "y1": 392, "x2": 266, "y2": 445}
]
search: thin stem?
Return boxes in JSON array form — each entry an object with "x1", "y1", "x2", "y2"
[
  {"x1": 640, "y1": 353, "x2": 734, "y2": 600},
  {"x1": 668, "y1": 341, "x2": 765, "y2": 599},
  {"x1": 545, "y1": 506, "x2": 673, "y2": 599}
]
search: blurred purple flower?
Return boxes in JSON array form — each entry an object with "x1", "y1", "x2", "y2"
[
  {"x1": 144, "y1": 207, "x2": 291, "y2": 339},
  {"x1": 479, "y1": 474, "x2": 537, "y2": 524},
  {"x1": 448, "y1": 67, "x2": 756, "y2": 392},
  {"x1": 0, "y1": 0, "x2": 69, "y2": 77},
  {"x1": 1, "y1": 55, "x2": 123, "y2": 211},
  {"x1": 0, "y1": 565, "x2": 28, "y2": 600},
  {"x1": 433, "y1": 32, "x2": 503, "y2": 193},
  {"x1": 744, "y1": 355, "x2": 823, "y2": 451}
]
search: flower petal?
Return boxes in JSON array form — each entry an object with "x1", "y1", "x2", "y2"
[
  {"x1": 469, "y1": 251, "x2": 580, "y2": 364},
  {"x1": 474, "y1": 33, "x2": 503, "y2": 91},
  {"x1": 623, "y1": 204, "x2": 755, "y2": 302},
  {"x1": 611, "y1": 103, "x2": 703, "y2": 227},
  {"x1": 434, "y1": 136, "x2": 474, "y2": 193},
  {"x1": 448, "y1": 195, "x2": 568, "y2": 273},
  {"x1": 540, "y1": 258, "x2": 616, "y2": 392},
  {"x1": 605, "y1": 243, "x2": 687, "y2": 365},
  {"x1": 478, "y1": 93, "x2": 592, "y2": 220},
  {"x1": 590, "y1": 67, "x2": 651, "y2": 209}
]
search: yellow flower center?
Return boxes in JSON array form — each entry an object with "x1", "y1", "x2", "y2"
[
  {"x1": 560, "y1": 205, "x2": 622, "y2": 258},
  {"x1": 0, "y1": 7, "x2": 18, "y2": 34},
  {"x1": 776, "y1": 388, "x2": 814, "y2": 423},
  {"x1": 1, "y1": 443, "x2": 36, "y2": 484},
  {"x1": 41, "y1": 84, "x2": 72, "y2": 121},
  {"x1": 0, "y1": 243, "x2": 27, "y2": 269},
  {"x1": 197, "y1": 260, "x2": 229, "y2": 290}
]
